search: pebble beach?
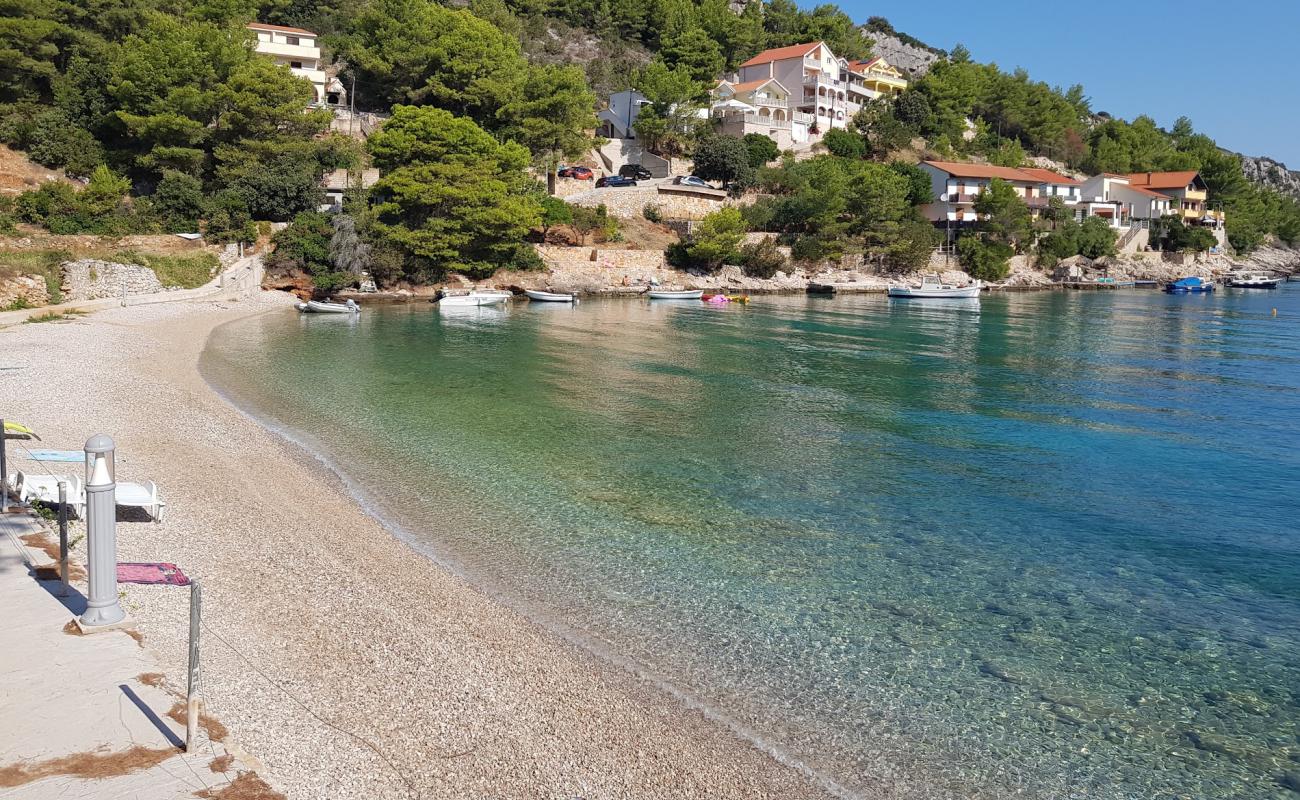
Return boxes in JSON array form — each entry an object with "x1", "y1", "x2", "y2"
[{"x1": 0, "y1": 294, "x2": 835, "y2": 799}]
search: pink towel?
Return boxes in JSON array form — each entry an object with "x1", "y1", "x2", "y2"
[{"x1": 117, "y1": 562, "x2": 190, "y2": 586}]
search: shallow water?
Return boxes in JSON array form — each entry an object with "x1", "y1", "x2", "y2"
[{"x1": 204, "y1": 289, "x2": 1300, "y2": 799}]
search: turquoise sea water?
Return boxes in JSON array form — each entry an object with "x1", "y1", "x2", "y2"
[{"x1": 203, "y1": 289, "x2": 1300, "y2": 799}]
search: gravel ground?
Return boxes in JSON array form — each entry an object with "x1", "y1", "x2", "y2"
[{"x1": 0, "y1": 294, "x2": 836, "y2": 800}]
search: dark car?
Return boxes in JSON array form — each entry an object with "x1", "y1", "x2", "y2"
[
  {"x1": 558, "y1": 165, "x2": 593, "y2": 180},
  {"x1": 596, "y1": 175, "x2": 637, "y2": 188},
  {"x1": 618, "y1": 163, "x2": 653, "y2": 180}
]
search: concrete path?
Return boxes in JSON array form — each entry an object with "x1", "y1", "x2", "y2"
[{"x1": 0, "y1": 510, "x2": 265, "y2": 799}]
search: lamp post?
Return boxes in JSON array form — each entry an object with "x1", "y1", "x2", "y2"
[{"x1": 80, "y1": 434, "x2": 126, "y2": 628}]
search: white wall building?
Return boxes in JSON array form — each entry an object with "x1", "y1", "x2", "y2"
[
  {"x1": 597, "y1": 90, "x2": 653, "y2": 139},
  {"x1": 248, "y1": 23, "x2": 343, "y2": 106}
]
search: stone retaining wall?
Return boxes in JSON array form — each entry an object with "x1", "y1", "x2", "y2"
[
  {"x1": 0, "y1": 274, "x2": 50, "y2": 308},
  {"x1": 534, "y1": 245, "x2": 666, "y2": 271},
  {"x1": 61, "y1": 259, "x2": 163, "y2": 302}
]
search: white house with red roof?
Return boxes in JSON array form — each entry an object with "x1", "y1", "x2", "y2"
[
  {"x1": 918, "y1": 161, "x2": 1083, "y2": 224},
  {"x1": 731, "y1": 41, "x2": 849, "y2": 136},
  {"x1": 1078, "y1": 174, "x2": 1174, "y2": 227},
  {"x1": 711, "y1": 77, "x2": 799, "y2": 147},
  {"x1": 247, "y1": 22, "x2": 343, "y2": 106}
]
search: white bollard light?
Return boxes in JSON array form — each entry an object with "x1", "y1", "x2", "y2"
[{"x1": 80, "y1": 434, "x2": 126, "y2": 628}]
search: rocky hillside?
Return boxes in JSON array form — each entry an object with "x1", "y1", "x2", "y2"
[
  {"x1": 866, "y1": 32, "x2": 943, "y2": 77},
  {"x1": 1239, "y1": 154, "x2": 1300, "y2": 202}
]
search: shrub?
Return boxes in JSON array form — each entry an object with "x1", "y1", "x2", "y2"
[
  {"x1": 822, "y1": 128, "x2": 866, "y2": 160},
  {"x1": 311, "y1": 271, "x2": 356, "y2": 291},
  {"x1": 957, "y1": 236, "x2": 1013, "y2": 281},
  {"x1": 149, "y1": 171, "x2": 205, "y2": 232},
  {"x1": 742, "y1": 133, "x2": 780, "y2": 168},
  {"x1": 642, "y1": 204, "x2": 663, "y2": 223},
  {"x1": 738, "y1": 237, "x2": 787, "y2": 278}
]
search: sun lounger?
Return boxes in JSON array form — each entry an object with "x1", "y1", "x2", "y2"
[{"x1": 9, "y1": 471, "x2": 167, "y2": 522}]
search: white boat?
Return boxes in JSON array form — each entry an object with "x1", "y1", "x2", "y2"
[
  {"x1": 1227, "y1": 272, "x2": 1279, "y2": 289},
  {"x1": 297, "y1": 299, "x2": 360, "y2": 313},
  {"x1": 524, "y1": 289, "x2": 578, "y2": 303},
  {"x1": 888, "y1": 276, "x2": 982, "y2": 299},
  {"x1": 438, "y1": 290, "x2": 511, "y2": 307},
  {"x1": 647, "y1": 289, "x2": 704, "y2": 300}
]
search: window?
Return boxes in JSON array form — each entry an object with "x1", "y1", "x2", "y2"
[
  {"x1": 290, "y1": 61, "x2": 303, "y2": 69},
  {"x1": 286, "y1": 35, "x2": 299, "y2": 45}
]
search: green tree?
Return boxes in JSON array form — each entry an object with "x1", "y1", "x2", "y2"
[
  {"x1": 683, "y1": 207, "x2": 745, "y2": 271},
  {"x1": 822, "y1": 128, "x2": 866, "y2": 159},
  {"x1": 330, "y1": 214, "x2": 371, "y2": 275},
  {"x1": 660, "y1": 27, "x2": 724, "y2": 86},
  {"x1": 337, "y1": 0, "x2": 526, "y2": 128},
  {"x1": 889, "y1": 161, "x2": 933, "y2": 207},
  {"x1": 742, "y1": 133, "x2": 780, "y2": 168},
  {"x1": 539, "y1": 196, "x2": 573, "y2": 237},
  {"x1": 368, "y1": 105, "x2": 541, "y2": 277},
  {"x1": 633, "y1": 59, "x2": 704, "y2": 156},
  {"x1": 148, "y1": 169, "x2": 205, "y2": 231},
  {"x1": 692, "y1": 134, "x2": 752, "y2": 189},
  {"x1": 972, "y1": 178, "x2": 1032, "y2": 250},
  {"x1": 957, "y1": 236, "x2": 1012, "y2": 281},
  {"x1": 499, "y1": 64, "x2": 596, "y2": 195}
]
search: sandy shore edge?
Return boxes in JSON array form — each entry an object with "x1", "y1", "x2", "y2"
[{"x1": 1, "y1": 293, "x2": 838, "y2": 800}]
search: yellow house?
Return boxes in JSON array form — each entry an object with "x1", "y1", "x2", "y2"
[
  {"x1": 846, "y1": 57, "x2": 908, "y2": 99},
  {"x1": 1125, "y1": 171, "x2": 1222, "y2": 226}
]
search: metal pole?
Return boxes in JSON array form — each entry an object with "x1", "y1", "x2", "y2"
[
  {"x1": 80, "y1": 434, "x2": 125, "y2": 628},
  {"x1": 57, "y1": 481, "x2": 69, "y2": 597},
  {"x1": 186, "y1": 580, "x2": 202, "y2": 753},
  {"x1": 1, "y1": 418, "x2": 7, "y2": 513}
]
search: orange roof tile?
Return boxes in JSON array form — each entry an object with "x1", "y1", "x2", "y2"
[
  {"x1": 1124, "y1": 171, "x2": 1200, "y2": 189},
  {"x1": 720, "y1": 78, "x2": 782, "y2": 93},
  {"x1": 1120, "y1": 184, "x2": 1171, "y2": 199},
  {"x1": 1018, "y1": 167, "x2": 1081, "y2": 186},
  {"x1": 923, "y1": 161, "x2": 1037, "y2": 182},
  {"x1": 740, "y1": 42, "x2": 823, "y2": 68},
  {"x1": 247, "y1": 22, "x2": 317, "y2": 35}
]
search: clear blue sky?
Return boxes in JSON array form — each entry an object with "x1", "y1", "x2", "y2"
[{"x1": 837, "y1": 1, "x2": 1300, "y2": 166}]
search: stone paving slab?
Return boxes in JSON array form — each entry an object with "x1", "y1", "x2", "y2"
[{"x1": 0, "y1": 511, "x2": 246, "y2": 799}]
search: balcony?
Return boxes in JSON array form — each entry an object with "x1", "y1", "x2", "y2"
[
  {"x1": 749, "y1": 96, "x2": 788, "y2": 109},
  {"x1": 802, "y1": 74, "x2": 844, "y2": 90},
  {"x1": 254, "y1": 40, "x2": 321, "y2": 61}
]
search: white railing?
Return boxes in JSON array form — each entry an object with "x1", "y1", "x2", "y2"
[
  {"x1": 254, "y1": 41, "x2": 320, "y2": 61},
  {"x1": 750, "y1": 96, "x2": 786, "y2": 108}
]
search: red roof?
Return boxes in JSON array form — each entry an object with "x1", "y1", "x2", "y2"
[
  {"x1": 1124, "y1": 171, "x2": 1200, "y2": 190},
  {"x1": 740, "y1": 42, "x2": 823, "y2": 68},
  {"x1": 1018, "y1": 167, "x2": 1080, "y2": 186},
  {"x1": 923, "y1": 161, "x2": 1039, "y2": 182},
  {"x1": 247, "y1": 22, "x2": 317, "y2": 35},
  {"x1": 1120, "y1": 184, "x2": 1171, "y2": 199},
  {"x1": 719, "y1": 78, "x2": 782, "y2": 93}
]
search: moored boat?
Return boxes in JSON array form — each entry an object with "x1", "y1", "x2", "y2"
[
  {"x1": 1227, "y1": 272, "x2": 1279, "y2": 289},
  {"x1": 297, "y1": 299, "x2": 360, "y2": 313},
  {"x1": 888, "y1": 275, "x2": 982, "y2": 299},
  {"x1": 524, "y1": 289, "x2": 578, "y2": 302},
  {"x1": 1164, "y1": 276, "x2": 1215, "y2": 294},
  {"x1": 438, "y1": 290, "x2": 511, "y2": 306},
  {"x1": 647, "y1": 289, "x2": 704, "y2": 300}
]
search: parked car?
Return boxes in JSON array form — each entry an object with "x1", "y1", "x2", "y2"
[
  {"x1": 596, "y1": 176, "x2": 637, "y2": 188},
  {"x1": 618, "y1": 164, "x2": 653, "y2": 180},
  {"x1": 673, "y1": 175, "x2": 713, "y2": 188},
  {"x1": 558, "y1": 165, "x2": 593, "y2": 180}
]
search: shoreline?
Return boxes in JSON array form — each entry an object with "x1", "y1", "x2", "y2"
[
  {"x1": 0, "y1": 294, "x2": 837, "y2": 799},
  {"x1": 321, "y1": 243, "x2": 1300, "y2": 301}
]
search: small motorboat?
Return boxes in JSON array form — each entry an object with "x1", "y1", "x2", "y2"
[
  {"x1": 888, "y1": 275, "x2": 982, "y2": 299},
  {"x1": 1164, "y1": 277, "x2": 1215, "y2": 294},
  {"x1": 647, "y1": 289, "x2": 704, "y2": 300},
  {"x1": 524, "y1": 289, "x2": 578, "y2": 303},
  {"x1": 438, "y1": 290, "x2": 511, "y2": 307},
  {"x1": 297, "y1": 299, "x2": 360, "y2": 313},
  {"x1": 1227, "y1": 272, "x2": 1279, "y2": 289}
]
